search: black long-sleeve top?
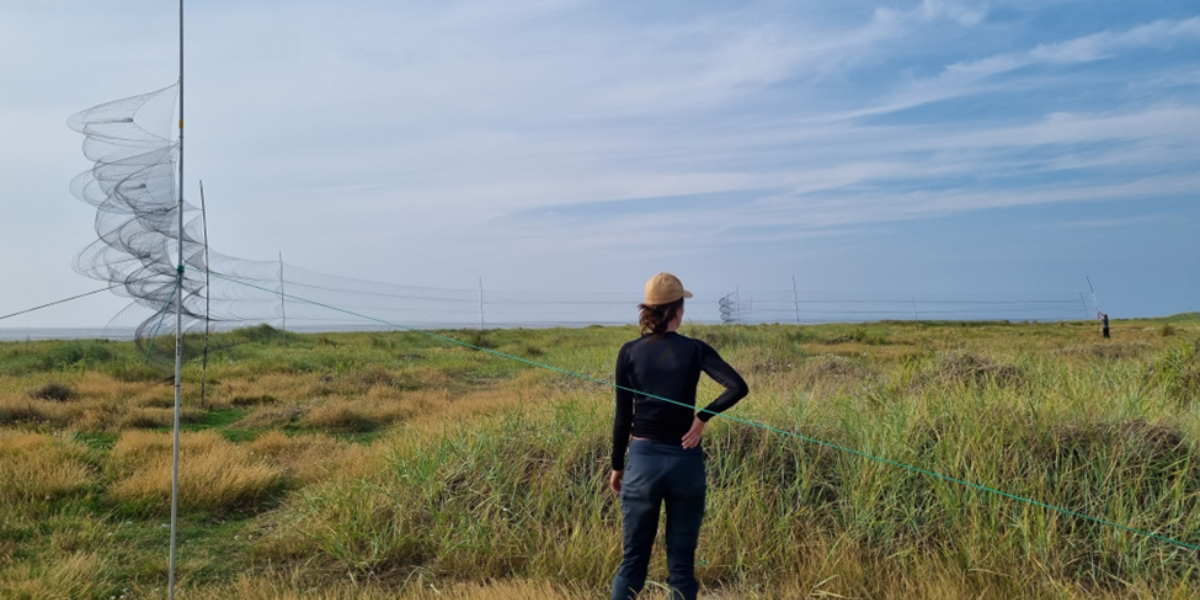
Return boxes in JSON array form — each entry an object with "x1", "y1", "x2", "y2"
[{"x1": 611, "y1": 332, "x2": 749, "y2": 470}]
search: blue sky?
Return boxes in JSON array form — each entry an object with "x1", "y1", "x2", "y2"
[{"x1": 1, "y1": 0, "x2": 1197, "y2": 327}]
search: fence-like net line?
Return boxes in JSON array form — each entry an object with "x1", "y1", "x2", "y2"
[
  {"x1": 717, "y1": 290, "x2": 1094, "y2": 324},
  {"x1": 65, "y1": 86, "x2": 1100, "y2": 356}
]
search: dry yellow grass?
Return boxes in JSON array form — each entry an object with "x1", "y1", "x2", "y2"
[
  {"x1": 0, "y1": 552, "x2": 111, "y2": 600},
  {"x1": 108, "y1": 430, "x2": 281, "y2": 512},
  {"x1": 166, "y1": 570, "x2": 1199, "y2": 600},
  {"x1": 2, "y1": 323, "x2": 1197, "y2": 598},
  {"x1": 213, "y1": 373, "x2": 330, "y2": 410},
  {"x1": 246, "y1": 431, "x2": 381, "y2": 485},
  {"x1": 0, "y1": 370, "x2": 208, "y2": 432},
  {"x1": 235, "y1": 379, "x2": 540, "y2": 432},
  {"x1": 0, "y1": 431, "x2": 92, "y2": 503},
  {"x1": 300, "y1": 397, "x2": 411, "y2": 431},
  {"x1": 177, "y1": 574, "x2": 593, "y2": 600},
  {"x1": 0, "y1": 396, "x2": 81, "y2": 427},
  {"x1": 0, "y1": 371, "x2": 164, "y2": 404}
]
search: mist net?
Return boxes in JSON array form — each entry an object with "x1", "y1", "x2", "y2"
[
  {"x1": 68, "y1": 85, "x2": 207, "y2": 344},
  {"x1": 66, "y1": 86, "x2": 1091, "y2": 362}
]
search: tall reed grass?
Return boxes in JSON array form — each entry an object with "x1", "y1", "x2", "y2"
[{"x1": 260, "y1": 336, "x2": 1200, "y2": 597}]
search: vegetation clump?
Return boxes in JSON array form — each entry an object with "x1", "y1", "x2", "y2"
[
  {"x1": 933, "y1": 352, "x2": 1023, "y2": 388},
  {"x1": 108, "y1": 430, "x2": 282, "y2": 513},
  {"x1": 28, "y1": 382, "x2": 75, "y2": 402}
]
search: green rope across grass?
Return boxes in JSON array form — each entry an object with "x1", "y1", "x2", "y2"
[{"x1": 210, "y1": 270, "x2": 1200, "y2": 553}]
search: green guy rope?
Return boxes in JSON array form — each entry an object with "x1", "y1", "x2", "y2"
[{"x1": 0, "y1": 279, "x2": 148, "y2": 322}]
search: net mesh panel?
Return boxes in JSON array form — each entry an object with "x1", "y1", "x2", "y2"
[
  {"x1": 65, "y1": 87, "x2": 1097, "y2": 361},
  {"x1": 68, "y1": 85, "x2": 203, "y2": 364}
]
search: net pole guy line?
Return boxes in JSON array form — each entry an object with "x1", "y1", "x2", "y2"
[
  {"x1": 0, "y1": 282, "x2": 135, "y2": 322},
  {"x1": 208, "y1": 271, "x2": 1200, "y2": 554},
  {"x1": 167, "y1": 0, "x2": 184, "y2": 595},
  {"x1": 200, "y1": 181, "x2": 211, "y2": 409}
]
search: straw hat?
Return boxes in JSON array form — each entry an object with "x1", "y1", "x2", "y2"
[{"x1": 644, "y1": 273, "x2": 693, "y2": 305}]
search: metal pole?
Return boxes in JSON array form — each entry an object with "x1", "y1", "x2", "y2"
[
  {"x1": 791, "y1": 275, "x2": 800, "y2": 325},
  {"x1": 168, "y1": 0, "x2": 184, "y2": 596},
  {"x1": 912, "y1": 296, "x2": 918, "y2": 321},
  {"x1": 279, "y1": 252, "x2": 286, "y2": 333},
  {"x1": 478, "y1": 277, "x2": 485, "y2": 331},
  {"x1": 1087, "y1": 276, "x2": 1101, "y2": 315},
  {"x1": 199, "y1": 182, "x2": 210, "y2": 408}
]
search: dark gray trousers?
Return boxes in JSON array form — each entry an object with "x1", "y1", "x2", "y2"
[{"x1": 611, "y1": 439, "x2": 706, "y2": 600}]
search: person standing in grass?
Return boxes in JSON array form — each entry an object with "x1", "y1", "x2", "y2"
[{"x1": 610, "y1": 273, "x2": 749, "y2": 600}]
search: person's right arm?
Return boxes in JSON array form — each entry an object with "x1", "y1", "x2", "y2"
[{"x1": 695, "y1": 341, "x2": 749, "y2": 421}]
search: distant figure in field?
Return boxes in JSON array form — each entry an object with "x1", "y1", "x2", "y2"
[
  {"x1": 610, "y1": 273, "x2": 749, "y2": 600},
  {"x1": 1098, "y1": 311, "x2": 1110, "y2": 339}
]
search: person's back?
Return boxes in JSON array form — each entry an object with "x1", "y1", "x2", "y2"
[
  {"x1": 610, "y1": 273, "x2": 749, "y2": 600},
  {"x1": 613, "y1": 331, "x2": 748, "y2": 464}
]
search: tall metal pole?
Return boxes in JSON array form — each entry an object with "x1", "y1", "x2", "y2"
[
  {"x1": 1087, "y1": 276, "x2": 1101, "y2": 315},
  {"x1": 478, "y1": 277, "x2": 485, "y2": 332},
  {"x1": 168, "y1": 0, "x2": 184, "y2": 597}
]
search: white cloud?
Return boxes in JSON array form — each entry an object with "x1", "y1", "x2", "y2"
[
  {"x1": 947, "y1": 17, "x2": 1200, "y2": 77},
  {"x1": 919, "y1": 0, "x2": 988, "y2": 26},
  {"x1": 1054, "y1": 214, "x2": 1165, "y2": 230},
  {"x1": 4, "y1": 0, "x2": 1200, "y2": 324}
]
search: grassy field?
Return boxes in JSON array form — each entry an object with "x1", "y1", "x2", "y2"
[{"x1": 1, "y1": 317, "x2": 1199, "y2": 599}]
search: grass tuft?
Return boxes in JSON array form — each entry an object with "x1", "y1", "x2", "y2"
[
  {"x1": 0, "y1": 552, "x2": 113, "y2": 600},
  {"x1": 934, "y1": 352, "x2": 1023, "y2": 387},
  {"x1": 0, "y1": 431, "x2": 92, "y2": 503},
  {"x1": 108, "y1": 430, "x2": 282, "y2": 513},
  {"x1": 301, "y1": 397, "x2": 410, "y2": 432}
]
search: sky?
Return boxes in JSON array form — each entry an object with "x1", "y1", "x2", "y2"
[{"x1": 1, "y1": 0, "x2": 1198, "y2": 328}]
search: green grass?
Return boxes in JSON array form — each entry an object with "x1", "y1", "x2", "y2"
[{"x1": 1, "y1": 319, "x2": 1198, "y2": 598}]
